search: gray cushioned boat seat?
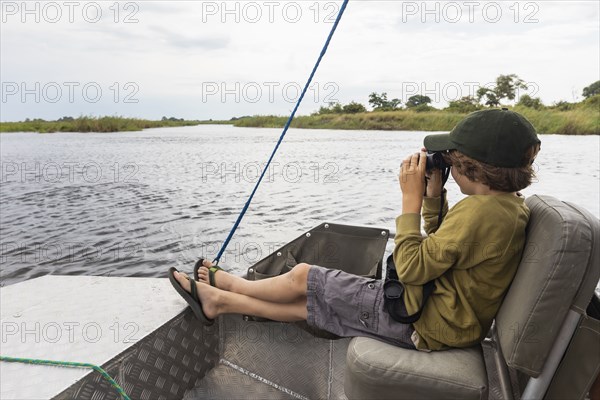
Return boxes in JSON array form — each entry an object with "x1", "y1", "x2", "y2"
[
  {"x1": 343, "y1": 195, "x2": 599, "y2": 399},
  {"x1": 496, "y1": 195, "x2": 599, "y2": 376},
  {"x1": 345, "y1": 337, "x2": 488, "y2": 400}
]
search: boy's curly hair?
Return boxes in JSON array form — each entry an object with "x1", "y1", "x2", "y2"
[{"x1": 445, "y1": 144, "x2": 541, "y2": 192}]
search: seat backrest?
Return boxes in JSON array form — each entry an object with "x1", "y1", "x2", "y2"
[{"x1": 495, "y1": 195, "x2": 600, "y2": 377}]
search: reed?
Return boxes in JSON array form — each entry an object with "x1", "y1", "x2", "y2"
[
  {"x1": 3, "y1": 98, "x2": 597, "y2": 135},
  {"x1": 0, "y1": 116, "x2": 201, "y2": 133},
  {"x1": 231, "y1": 103, "x2": 599, "y2": 135}
]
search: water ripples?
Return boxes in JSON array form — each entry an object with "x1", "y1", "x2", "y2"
[{"x1": 1, "y1": 126, "x2": 598, "y2": 287}]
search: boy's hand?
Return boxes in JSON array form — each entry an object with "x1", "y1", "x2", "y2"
[
  {"x1": 399, "y1": 151, "x2": 426, "y2": 214},
  {"x1": 422, "y1": 147, "x2": 443, "y2": 198},
  {"x1": 425, "y1": 169, "x2": 443, "y2": 198}
]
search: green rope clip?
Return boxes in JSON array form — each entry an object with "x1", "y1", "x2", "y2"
[{"x1": 0, "y1": 355, "x2": 131, "y2": 400}]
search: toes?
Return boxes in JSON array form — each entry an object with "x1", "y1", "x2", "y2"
[
  {"x1": 174, "y1": 271, "x2": 191, "y2": 292},
  {"x1": 196, "y1": 267, "x2": 209, "y2": 283},
  {"x1": 180, "y1": 271, "x2": 191, "y2": 280},
  {"x1": 202, "y1": 259, "x2": 214, "y2": 268}
]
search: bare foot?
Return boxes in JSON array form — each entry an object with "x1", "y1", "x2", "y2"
[
  {"x1": 173, "y1": 271, "x2": 220, "y2": 319},
  {"x1": 196, "y1": 259, "x2": 242, "y2": 292}
]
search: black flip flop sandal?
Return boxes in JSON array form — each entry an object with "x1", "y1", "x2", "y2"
[
  {"x1": 169, "y1": 267, "x2": 214, "y2": 326},
  {"x1": 193, "y1": 258, "x2": 224, "y2": 287}
]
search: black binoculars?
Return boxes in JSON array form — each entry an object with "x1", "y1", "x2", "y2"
[{"x1": 425, "y1": 152, "x2": 451, "y2": 171}]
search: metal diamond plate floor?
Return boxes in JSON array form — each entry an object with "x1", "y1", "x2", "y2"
[{"x1": 184, "y1": 315, "x2": 350, "y2": 400}]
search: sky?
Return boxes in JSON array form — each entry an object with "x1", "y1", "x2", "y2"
[{"x1": 1, "y1": 0, "x2": 599, "y2": 121}]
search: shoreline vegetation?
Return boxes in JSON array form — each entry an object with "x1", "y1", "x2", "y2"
[
  {"x1": 0, "y1": 116, "x2": 202, "y2": 134},
  {"x1": 1, "y1": 103, "x2": 597, "y2": 135},
  {"x1": 229, "y1": 75, "x2": 599, "y2": 135},
  {"x1": 227, "y1": 101, "x2": 599, "y2": 135},
  {"x1": 2, "y1": 76, "x2": 598, "y2": 135}
]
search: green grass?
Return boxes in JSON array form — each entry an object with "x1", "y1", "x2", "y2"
[
  {"x1": 232, "y1": 111, "x2": 466, "y2": 131},
  {"x1": 231, "y1": 101, "x2": 599, "y2": 135},
  {"x1": 513, "y1": 96, "x2": 599, "y2": 135},
  {"x1": 3, "y1": 96, "x2": 598, "y2": 135},
  {"x1": 0, "y1": 116, "x2": 203, "y2": 133}
]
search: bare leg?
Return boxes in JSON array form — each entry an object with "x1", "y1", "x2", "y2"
[
  {"x1": 219, "y1": 292, "x2": 307, "y2": 321},
  {"x1": 198, "y1": 262, "x2": 311, "y2": 304},
  {"x1": 174, "y1": 271, "x2": 307, "y2": 321}
]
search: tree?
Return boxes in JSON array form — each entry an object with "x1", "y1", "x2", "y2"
[
  {"x1": 406, "y1": 95, "x2": 432, "y2": 108},
  {"x1": 581, "y1": 94, "x2": 600, "y2": 109},
  {"x1": 446, "y1": 96, "x2": 481, "y2": 113},
  {"x1": 316, "y1": 102, "x2": 344, "y2": 115},
  {"x1": 476, "y1": 87, "x2": 501, "y2": 107},
  {"x1": 516, "y1": 94, "x2": 544, "y2": 110},
  {"x1": 582, "y1": 81, "x2": 600, "y2": 98},
  {"x1": 495, "y1": 74, "x2": 528, "y2": 101},
  {"x1": 342, "y1": 102, "x2": 367, "y2": 114},
  {"x1": 368, "y1": 92, "x2": 386, "y2": 109},
  {"x1": 315, "y1": 101, "x2": 367, "y2": 115},
  {"x1": 368, "y1": 92, "x2": 401, "y2": 111},
  {"x1": 476, "y1": 74, "x2": 528, "y2": 107}
]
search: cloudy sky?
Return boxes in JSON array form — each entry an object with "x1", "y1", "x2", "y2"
[{"x1": 1, "y1": 0, "x2": 598, "y2": 121}]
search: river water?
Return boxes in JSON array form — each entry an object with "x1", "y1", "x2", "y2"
[{"x1": 1, "y1": 126, "x2": 598, "y2": 287}]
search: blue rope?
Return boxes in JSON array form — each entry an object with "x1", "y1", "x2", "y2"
[{"x1": 214, "y1": 0, "x2": 350, "y2": 263}]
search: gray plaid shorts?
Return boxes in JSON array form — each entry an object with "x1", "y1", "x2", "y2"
[{"x1": 306, "y1": 265, "x2": 416, "y2": 349}]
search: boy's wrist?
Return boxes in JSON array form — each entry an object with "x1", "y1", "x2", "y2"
[
  {"x1": 425, "y1": 188, "x2": 442, "y2": 198},
  {"x1": 402, "y1": 196, "x2": 423, "y2": 214}
]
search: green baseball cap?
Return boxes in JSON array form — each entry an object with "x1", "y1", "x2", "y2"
[{"x1": 424, "y1": 108, "x2": 541, "y2": 167}]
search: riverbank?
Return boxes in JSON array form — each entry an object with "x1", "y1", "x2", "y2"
[
  {"x1": 2, "y1": 97, "x2": 597, "y2": 135},
  {"x1": 230, "y1": 104, "x2": 599, "y2": 135},
  {"x1": 0, "y1": 116, "x2": 202, "y2": 133}
]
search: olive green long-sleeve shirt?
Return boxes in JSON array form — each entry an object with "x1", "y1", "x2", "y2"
[{"x1": 393, "y1": 193, "x2": 530, "y2": 351}]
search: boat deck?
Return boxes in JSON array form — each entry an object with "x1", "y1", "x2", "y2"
[
  {"x1": 185, "y1": 315, "x2": 350, "y2": 400},
  {"x1": 1, "y1": 275, "x2": 522, "y2": 399},
  {"x1": 184, "y1": 315, "x2": 522, "y2": 400}
]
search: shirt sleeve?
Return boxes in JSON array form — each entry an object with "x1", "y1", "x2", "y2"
[
  {"x1": 393, "y1": 198, "x2": 480, "y2": 285},
  {"x1": 422, "y1": 189, "x2": 448, "y2": 235}
]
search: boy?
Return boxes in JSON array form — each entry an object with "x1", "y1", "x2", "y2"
[{"x1": 169, "y1": 108, "x2": 541, "y2": 351}]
